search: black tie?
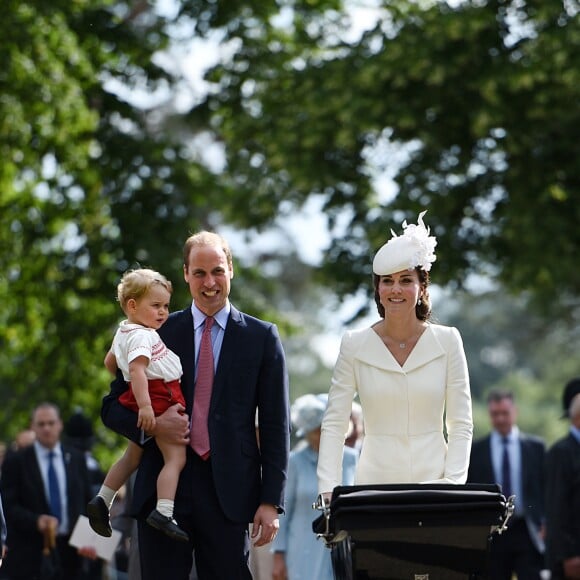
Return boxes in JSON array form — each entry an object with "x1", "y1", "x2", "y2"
[
  {"x1": 47, "y1": 451, "x2": 62, "y2": 522},
  {"x1": 501, "y1": 437, "x2": 512, "y2": 498}
]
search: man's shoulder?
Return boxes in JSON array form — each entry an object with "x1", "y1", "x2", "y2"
[
  {"x1": 519, "y1": 432, "x2": 546, "y2": 450},
  {"x1": 229, "y1": 306, "x2": 276, "y2": 333},
  {"x1": 61, "y1": 444, "x2": 87, "y2": 464},
  {"x1": 1, "y1": 446, "x2": 34, "y2": 472},
  {"x1": 548, "y1": 433, "x2": 577, "y2": 455},
  {"x1": 471, "y1": 434, "x2": 491, "y2": 449},
  {"x1": 160, "y1": 307, "x2": 192, "y2": 333}
]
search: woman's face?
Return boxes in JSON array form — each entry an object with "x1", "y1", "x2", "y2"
[{"x1": 377, "y1": 269, "x2": 423, "y2": 317}]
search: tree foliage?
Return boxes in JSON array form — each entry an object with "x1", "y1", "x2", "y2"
[
  {"x1": 1, "y1": 0, "x2": 578, "y2": 456},
  {"x1": 202, "y1": 0, "x2": 580, "y2": 314},
  {"x1": 0, "y1": 0, "x2": 257, "y2": 441}
]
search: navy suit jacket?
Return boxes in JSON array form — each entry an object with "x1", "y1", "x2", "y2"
[
  {"x1": 0, "y1": 444, "x2": 91, "y2": 578},
  {"x1": 467, "y1": 432, "x2": 546, "y2": 552},
  {"x1": 545, "y1": 433, "x2": 580, "y2": 578},
  {"x1": 0, "y1": 493, "x2": 5, "y2": 559},
  {"x1": 101, "y1": 304, "x2": 290, "y2": 523}
]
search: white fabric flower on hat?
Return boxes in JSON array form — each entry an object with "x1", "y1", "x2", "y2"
[{"x1": 373, "y1": 210, "x2": 437, "y2": 275}]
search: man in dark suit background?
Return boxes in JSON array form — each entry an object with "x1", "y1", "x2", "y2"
[
  {"x1": 101, "y1": 230, "x2": 290, "y2": 580},
  {"x1": 545, "y1": 378, "x2": 580, "y2": 580},
  {"x1": 0, "y1": 493, "x2": 6, "y2": 568},
  {"x1": 467, "y1": 389, "x2": 546, "y2": 579},
  {"x1": 0, "y1": 402, "x2": 94, "y2": 579}
]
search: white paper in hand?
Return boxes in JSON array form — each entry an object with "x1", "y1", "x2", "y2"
[{"x1": 69, "y1": 515, "x2": 122, "y2": 562}]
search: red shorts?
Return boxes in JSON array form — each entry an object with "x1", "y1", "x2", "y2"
[{"x1": 118, "y1": 379, "x2": 185, "y2": 416}]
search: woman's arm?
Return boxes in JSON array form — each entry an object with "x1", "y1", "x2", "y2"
[
  {"x1": 443, "y1": 327, "x2": 473, "y2": 483},
  {"x1": 317, "y1": 331, "x2": 357, "y2": 495}
]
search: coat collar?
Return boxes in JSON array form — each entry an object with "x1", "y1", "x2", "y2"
[{"x1": 353, "y1": 325, "x2": 445, "y2": 372}]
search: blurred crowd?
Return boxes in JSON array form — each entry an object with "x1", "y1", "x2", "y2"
[{"x1": 0, "y1": 378, "x2": 578, "y2": 580}]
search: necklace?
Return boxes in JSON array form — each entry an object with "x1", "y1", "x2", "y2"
[{"x1": 374, "y1": 324, "x2": 425, "y2": 351}]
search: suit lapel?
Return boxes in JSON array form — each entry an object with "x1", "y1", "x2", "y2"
[
  {"x1": 169, "y1": 308, "x2": 196, "y2": 411},
  {"x1": 211, "y1": 306, "x2": 244, "y2": 409},
  {"x1": 62, "y1": 446, "x2": 74, "y2": 520},
  {"x1": 27, "y1": 446, "x2": 48, "y2": 510},
  {"x1": 519, "y1": 434, "x2": 533, "y2": 497},
  {"x1": 482, "y1": 436, "x2": 496, "y2": 481}
]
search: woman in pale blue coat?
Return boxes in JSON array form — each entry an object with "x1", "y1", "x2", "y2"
[{"x1": 272, "y1": 394, "x2": 358, "y2": 580}]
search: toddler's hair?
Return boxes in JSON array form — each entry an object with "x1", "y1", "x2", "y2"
[{"x1": 117, "y1": 268, "x2": 173, "y2": 312}]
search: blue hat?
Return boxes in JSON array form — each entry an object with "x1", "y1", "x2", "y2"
[{"x1": 291, "y1": 394, "x2": 327, "y2": 437}]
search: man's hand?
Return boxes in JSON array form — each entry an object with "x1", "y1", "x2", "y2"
[
  {"x1": 150, "y1": 403, "x2": 189, "y2": 444},
  {"x1": 563, "y1": 556, "x2": 580, "y2": 579},
  {"x1": 37, "y1": 514, "x2": 59, "y2": 534},
  {"x1": 77, "y1": 545, "x2": 98, "y2": 560},
  {"x1": 272, "y1": 551, "x2": 288, "y2": 580},
  {"x1": 251, "y1": 503, "x2": 279, "y2": 547}
]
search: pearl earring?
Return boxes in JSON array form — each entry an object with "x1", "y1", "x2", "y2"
[{"x1": 417, "y1": 298, "x2": 422, "y2": 306}]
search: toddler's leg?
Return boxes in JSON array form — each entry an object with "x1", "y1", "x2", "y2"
[
  {"x1": 145, "y1": 441, "x2": 188, "y2": 542},
  {"x1": 88, "y1": 442, "x2": 142, "y2": 537}
]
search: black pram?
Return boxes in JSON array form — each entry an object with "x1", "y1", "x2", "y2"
[{"x1": 312, "y1": 483, "x2": 513, "y2": 580}]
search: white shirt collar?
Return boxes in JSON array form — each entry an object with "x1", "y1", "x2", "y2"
[
  {"x1": 34, "y1": 441, "x2": 64, "y2": 462},
  {"x1": 492, "y1": 425, "x2": 519, "y2": 444},
  {"x1": 191, "y1": 301, "x2": 230, "y2": 331}
]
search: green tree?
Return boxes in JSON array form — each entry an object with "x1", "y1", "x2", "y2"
[
  {"x1": 0, "y1": 0, "x2": 275, "y2": 441},
  {"x1": 1, "y1": 0, "x2": 578, "y2": 460},
  {"x1": 202, "y1": 0, "x2": 580, "y2": 312},
  {"x1": 434, "y1": 286, "x2": 579, "y2": 443}
]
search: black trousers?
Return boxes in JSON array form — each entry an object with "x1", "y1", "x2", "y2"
[
  {"x1": 488, "y1": 517, "x2": 545, "y2": 580},
  {"x1": 137, "y1": 451, "x2": 252, "y2": 580}
]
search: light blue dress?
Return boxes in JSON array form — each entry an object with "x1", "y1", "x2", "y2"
[{"x1": 273, "y1": 444, "x2": 358, "y2": 579}]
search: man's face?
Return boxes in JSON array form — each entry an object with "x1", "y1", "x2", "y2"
[
  {"x1": 488, "y1": 398, "x2": 517, "y2": 436},
  {"x1": 31, "y1": 407, "x2": 63, "y2": 449},
  {"x1": 184, "y1": 244, "x2": 233, "y2": 316}
]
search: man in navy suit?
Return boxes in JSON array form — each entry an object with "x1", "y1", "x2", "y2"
[
  {"x1": 0, "y1": 402, "x2": 94, "y2": 579},
  {"x1": 467, "y1": 389, "x2": 546, "y2": 579},
  {"x1": 0, "y1": 493, "x2": 6, "y2": 568},
  {"x1": 101, "y1": 231, "x2": 290, "y2": 580},
  {"x1": 545, "y1": 378, "x2": 580, "y2": 580}
]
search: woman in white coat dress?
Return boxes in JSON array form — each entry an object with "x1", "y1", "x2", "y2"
[{"x1": 318, "y1": 211, "x2": 473, "y2": 500}]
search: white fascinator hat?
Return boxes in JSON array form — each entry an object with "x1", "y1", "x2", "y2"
[
  {"x1": 291, "y1": 394, "x2": 327, "y2": 437},
  {"x1": 373, "y1": 211, "x2": 437, "y2": 276}
]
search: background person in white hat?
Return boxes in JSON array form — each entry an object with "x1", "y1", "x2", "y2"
[
  {"x1": 272, "y1": 394, "x2": 358, "y2": 580},
  {"x1": 317, "y1": 211, "x2": 473, "y2": 502}
]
